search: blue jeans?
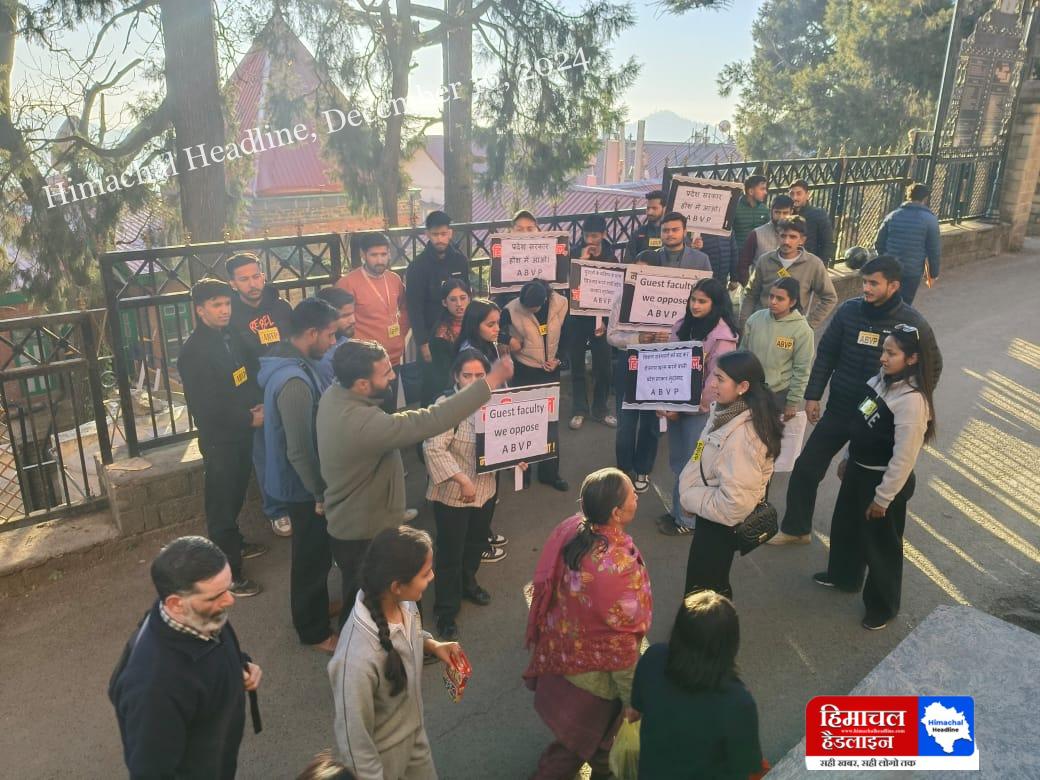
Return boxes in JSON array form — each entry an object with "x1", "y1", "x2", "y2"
[
  {"x1": 613, "y1": 353, "x2": 661, "y2": 474},
  {"x1": 668, "y1": 412, "x2": 708, "y2": 527},
  {"x1": 897, "y1": 259, "x2": 925, "y2": 304}
]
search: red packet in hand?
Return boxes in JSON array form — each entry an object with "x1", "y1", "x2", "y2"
[{"x1": 442, "y1": 649, "x2": 472, "y2": 703}]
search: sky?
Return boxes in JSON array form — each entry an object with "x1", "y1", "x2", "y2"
[{"x1": 12, "y1": 0, "x2": 766, "y2": 140}]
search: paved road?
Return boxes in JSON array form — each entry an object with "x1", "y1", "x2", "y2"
[{"x1": 2, "y1": 247, "x2": 1038, "y2": 779}]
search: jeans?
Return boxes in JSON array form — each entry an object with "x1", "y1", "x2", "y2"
[
  {"x1": 668, "y1": 412, "x2": 708, "y2": 527},
  {"x1": 287, "y1": 501, "x2": 333, "y2": 644},
  {"x1": 613, "y1": 353, "x2": 660, "y2": 475},
  {"x1": 432, "y1": 497, "x2": 496, "y2": 621},
  {"x1": 200, "y1": 437, "x2": 253, "y2": 580},
  {"x1": 567, "y1": 316, "x2": 611, "y2": 418},
  {"x1": 896, "y1": 259, "x2": 926, "y2": 304},
  {"x1": 782, "y1": 409, "x2": 851, "y2": 536}
]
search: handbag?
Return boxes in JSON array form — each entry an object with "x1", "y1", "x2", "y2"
[{"x1": 699, "y1": 459, "x2": 778, "y2": 556}]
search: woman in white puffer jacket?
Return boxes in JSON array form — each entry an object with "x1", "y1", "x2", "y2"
[{"x1": 678, "y1": 350, "x2": 783, "y2": 599}]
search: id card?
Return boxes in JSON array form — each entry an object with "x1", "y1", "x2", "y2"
[
  {"x1": 858, "y1": 397, "x2": 878, "y2": 418},
  {"x1": 775, "y1": 336, "x2": 794, "y2": 350},
  {"x1": 388, "y1": 322, "x2": 401, "y2": 338},
  {"x1": 776, "y1": 267, "x2": 791, "y2": 278},
  {"x1": 691, "y1": 440, "x2": 705, "y2": 462},
  {"x1": 538, "y1": 323, "x2": 548, "y2": 336},
  {"x1": 232, "y1": 366, "x2": 247, "y2": 387},
  {"x1": 856, "y1": 330, "x2": 880, "y2": 347},
  {"x1": 648, "y1": 237, "x2": 662, "y2": 248},
  {"x1": 257, "y1": 327, "x2": 280, "y2": 345}
]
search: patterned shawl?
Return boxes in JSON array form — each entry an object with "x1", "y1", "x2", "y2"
[{"x1": 524, "y1": 514, "x2": 653, "y2": 680}]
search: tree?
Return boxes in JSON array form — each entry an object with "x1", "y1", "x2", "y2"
[{"x1": 715, "y1": 0, "x2": 991, "y2": 158}]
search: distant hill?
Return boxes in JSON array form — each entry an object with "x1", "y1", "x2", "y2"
[{"x1": 626, "y1": 111, "x2": 713, "y2": 142}]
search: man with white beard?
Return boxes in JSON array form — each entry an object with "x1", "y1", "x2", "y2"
[{"x1": 109, "y1": 536, "x2": 263, "y2": 779}]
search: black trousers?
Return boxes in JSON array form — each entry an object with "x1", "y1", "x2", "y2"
[
  {"x1": 200, "y1": 437, "x2": 253, "y2": 580},
  {"x1": 512, "y1": 361, "x2": 561, "y2": 483},
  {"x1": 684, "y1": 516, "x2": 736, "y2": 599},
  {"x1": 329, "y1": 537, "x2": 372, "y2": 630},
  {"x1": 782, "y1": 409, "x2": 851, "y2": 536},
  {"x1": 566, "y1": 317, "x2": 611, "y2": 418},
  {"x1": 826, "y1": 465, "x2": 916, "y2": 620},
  {"x1": 432, "y1": 497, "x2": 496, "y2": 621},
  {"x1": 287, "y1": 501, "x2": 334, "y2": 644}
]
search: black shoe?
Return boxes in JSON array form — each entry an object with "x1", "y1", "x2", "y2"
[
  {"x1": 241, "y1": 543, "x2": 268, "y2": 560},
  {"x1": 229, "y1": 579, "x2": 262, "y2": 597},
  {"x1": 463, "y1": 584, "x2": 492, "y2": 606},
  {"x1": 437, "y1": 618, "x2": 459, "y2": 641},
  {"x1": 540, "y1": 477, "x2": 570, "y2": 492},
  {"x1": 656, "y1": 515, "x2": 692, "y2": 536},
  {"x1": 488, "y1": 532, "x2": 508, "y2": 547},
  {"x1": 812, "y1": 572, "x2": 858, "y2": 592},
  {"x1": 862, "y1": 613, "x2": 890, "y2": 631}
]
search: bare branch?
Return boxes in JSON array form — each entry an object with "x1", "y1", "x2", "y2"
[
  {"x1": 50, "y1": 97, "x2": 171, "y2": 161},
  {"x1": 85, "y1": 0, "x2": 159, "y2": 62}
]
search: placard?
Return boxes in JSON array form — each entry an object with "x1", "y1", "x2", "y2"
[
  {"x1": 616, "y1": 265, "x2": 712, "y2": 332},
  {"x1": 475, "y1": 383, "x2": 560, "y2": 473},
  {"x1": 568, "y1": 258, "x2": 626, "y2": 316},
  {"x1": 666, "y1": 176, "x2": 744, "y2": 237},
  {"x1": 622, "y1": 341, "x2": 704, "y2": 412},
  {"x1": 489, "y1": 232, "x2": 570, "y2": 293}
]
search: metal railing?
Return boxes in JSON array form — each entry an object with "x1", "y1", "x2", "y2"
[{"x1": 0, "y1": 310, "x2": 113, "y2": 530}]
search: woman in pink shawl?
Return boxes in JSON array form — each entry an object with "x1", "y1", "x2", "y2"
[{"x1": 524, "y1": 467, "x2": 653, "y2": 779}]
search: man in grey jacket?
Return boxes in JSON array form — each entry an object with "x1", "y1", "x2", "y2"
[
  {"x1": 651, "y1": 211, "x2": 712, "y2": 272},
  {"x1": 317, "y1": 340, "x2": 514, "y2": 622}
]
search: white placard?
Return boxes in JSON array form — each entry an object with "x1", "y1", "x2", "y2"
[
  {"x1": 569, "y1": 258, "x2": 626, "y2": 316},
  {"x1": 622, "y1": 265, "x2": 711, "y2": 329},
  {"x1": 667, "y1": 176, "x2": 745, "y2": 237},
  {"x1": 635, "y1": 347, "x2": 693, "y2": 402},
  {"x1": 499, "y1": 235, "x2": 559, "y2": 284},
  {"x1": 482, "y1": 397, "x2": 549, "y2": 466}
]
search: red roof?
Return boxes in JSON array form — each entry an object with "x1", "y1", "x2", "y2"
[
  {"x1": 470, "y1": 180, "x2": 658, "y2": 222},
  {"x1": 226, "y1": 16, "x2": 343, "y2": 197}
]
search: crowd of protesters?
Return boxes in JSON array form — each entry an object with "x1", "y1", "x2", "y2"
[{"x1": 112, "y1": 179, "x2": 944, "y2": 779}]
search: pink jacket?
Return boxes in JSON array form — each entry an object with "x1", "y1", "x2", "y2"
[{"x1": 670, "y1": 318, "x2": 739, "y2": 412}]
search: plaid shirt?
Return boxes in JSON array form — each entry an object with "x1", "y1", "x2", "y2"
[
  {"x1": 159, "y1": 603, "x2": 217, "y2": 643},
  {"x1": 423, "y1": 391, "x2": 497, "y2": 508}
]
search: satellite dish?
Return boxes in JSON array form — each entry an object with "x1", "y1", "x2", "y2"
[{"x1": 718, "y1": 120, "x2": 731, "y2": 134}]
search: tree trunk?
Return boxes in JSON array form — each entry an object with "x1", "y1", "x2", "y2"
[
  {"x1": 160, "y1": 0, "x2": 228, "y2": 243},
  {"x1": 379, "y1": 1, "x2": 416, "y2": 227},
  {"x1": 443, "y1": 0, "x2": 473, "y2": 224}
]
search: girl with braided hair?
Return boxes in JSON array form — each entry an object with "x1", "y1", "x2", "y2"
[{"x1": 329, "y1": 526, "x2": 466, "y2": 779}]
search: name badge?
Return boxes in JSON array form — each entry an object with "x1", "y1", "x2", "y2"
[
  {"x1": 257, "y1": 327, "x2": 281, "y2": 345},
  {"x1": 857, "y1": 330, "x2": 880, "y2": 347},
  {"x1": 648, "y1": 237, "x2": 662, "y2": 248},
  {"x1": 858, "y1": 397, "x2": 878, "y2": 418},
  {"x1": 233, "y1": 366, "x2": 247, "y2": 387},
  {"x1": 538, "y1": 324, "x2": 548, "y2": 336},
  {"x1": 776, "y1": 267, "x2": 791, "y2": 278},
  {"x1": 691, "y1": 440, "x2": 705, "y2": 462},
  {"x1": 388, "y1": 322, "x2": 401, "y2": 338},
  {"x1": 775, "y1": 336, "x2": 794, "y2": 350}
]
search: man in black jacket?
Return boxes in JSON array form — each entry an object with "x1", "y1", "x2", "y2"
[
  {"x1": 226, "y1": 252, "x2": 295, "y2": 538},
  {"x1": 770, "y1": 255, "x2": 942, "y2": 545},
  {"x1": 625, "y1": 189, "x2": 666, "y2": 261},
  {"x1": 789, "y1": 179, "x2": 835, "y2": 264},
  {"x1": 110, "y1": 536, "x2": 262, "y2": 779},
  {"x1": 405, "y1": 210, "x2": 471, "y2": 368},
  {"x1": 178, "y1": 278, "x2": 267, "y2": 595}
]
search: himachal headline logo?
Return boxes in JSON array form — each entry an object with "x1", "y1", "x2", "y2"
[{"x1": 805, "y1": 695, "x2": 978, "y2": 771}]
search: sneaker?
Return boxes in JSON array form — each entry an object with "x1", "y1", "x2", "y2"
[
  {"x1": 656, "y1": 515, "x2": 692, "y2": 536},
  {"x1": 489, "y1": 532, "x2": 508, "y2": 547},
  {"x1": 767, "y1": 531, "x2": 811, "y2": 546},
  {"x1": 632, "y1": 474, "x2": 650, "y2": 494},
  {"x1": 241, "y1": 543, "x2": 268, "y2": 560},
  {"x1": 437, "y1": 618, "x2": 460, "y2": 642},
  {"x1": 601, "y1": 414, "x2": 618, "y2": 428},
  {"x1": 463, "y1": 584, "x2": 492, "y2": 606},
  {"x1": 862, "y1": 613, "x2": 889, "y2": 631},
  {"x1": 230, "y1": 579, "x2": 262, "y2": 597},
  {"x1": 481, "y1": 547, "x2": 507, "y2": 563},
  {"x1": 569, "y1": 415, "x2": 585, "y2": 430},
  {"x1": 812, "y1": 572, "x2": 858, "y2": 592},
  {"x1": 270, "y1": 516, "x2": 292, "y2": 537},
  {"x1": 403, "y1": 508, "x2": 419, "y2": 523}
]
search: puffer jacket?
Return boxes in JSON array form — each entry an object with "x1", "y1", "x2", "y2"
[
  {"x1": 805, "y1": 294, "x2": 942, "y2": 413},
  {"x1": 677, "y1": 405, "x2": 775, "y2": 526},
  {"x1": 875, "y1": 202, "x2": 941, "y2": 277},
  {"x1": 700, "y1": 233, "x2": 738, "y2": 285},
  {"x1": 505, "y1": 292, "x2": 568, "y2": 369}
]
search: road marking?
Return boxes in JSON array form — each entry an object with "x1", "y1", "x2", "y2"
[{"x1": 786, "y1": 635, "x2": 818, "y2": 674}]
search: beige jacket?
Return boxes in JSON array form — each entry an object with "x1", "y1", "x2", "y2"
[
  {"x1": 505, "y1": 292, "x2": 568, "y2": 369},
  {"x1": 678, "y1": 406, "x2": 775, "y2": 526}
]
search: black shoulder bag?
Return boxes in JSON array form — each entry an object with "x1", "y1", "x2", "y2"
[{"x1": 699, "y1": 458, "x2": 778, "y2": 556}]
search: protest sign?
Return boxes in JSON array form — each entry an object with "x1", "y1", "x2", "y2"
[
  {"x1": 621, "y1": 341, "x2": 704, "y2": 412},
  {"x1": 489, "y1": 232, "x2": 569, "y2": 293},
  {"x1": 666, "y1": 176, "x2": 744, "y2": 237},
  {"x1": 568, "y1": 258, "x2": 626, "y2": 316},
  {"x1": 476, "y1": 383, "x2": 560, "y2": 473},
  {"x1": 616, "y1": 265, "x2": 713, "y2": 332}
]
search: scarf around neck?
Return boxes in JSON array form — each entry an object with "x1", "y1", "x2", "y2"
[{"x1": 709, "y1": 397, "x2": 749, "y2": 433}]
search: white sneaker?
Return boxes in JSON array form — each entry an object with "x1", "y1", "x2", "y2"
[
  {"x1": 403, "y1": 508, "x2": 419, "y2": 523},
  {"x1": 767, "y1": 531, "x2": 811, "y2": 546},
  {"x1": 601, "y1": 414, "x2": 618, "y2": 428},
  {"x1": 270, "y1": 516, "x2": 292, "y2": 537},
  {"x1": 569, "y1": 415, "x2": 585, "y2": 430}
]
